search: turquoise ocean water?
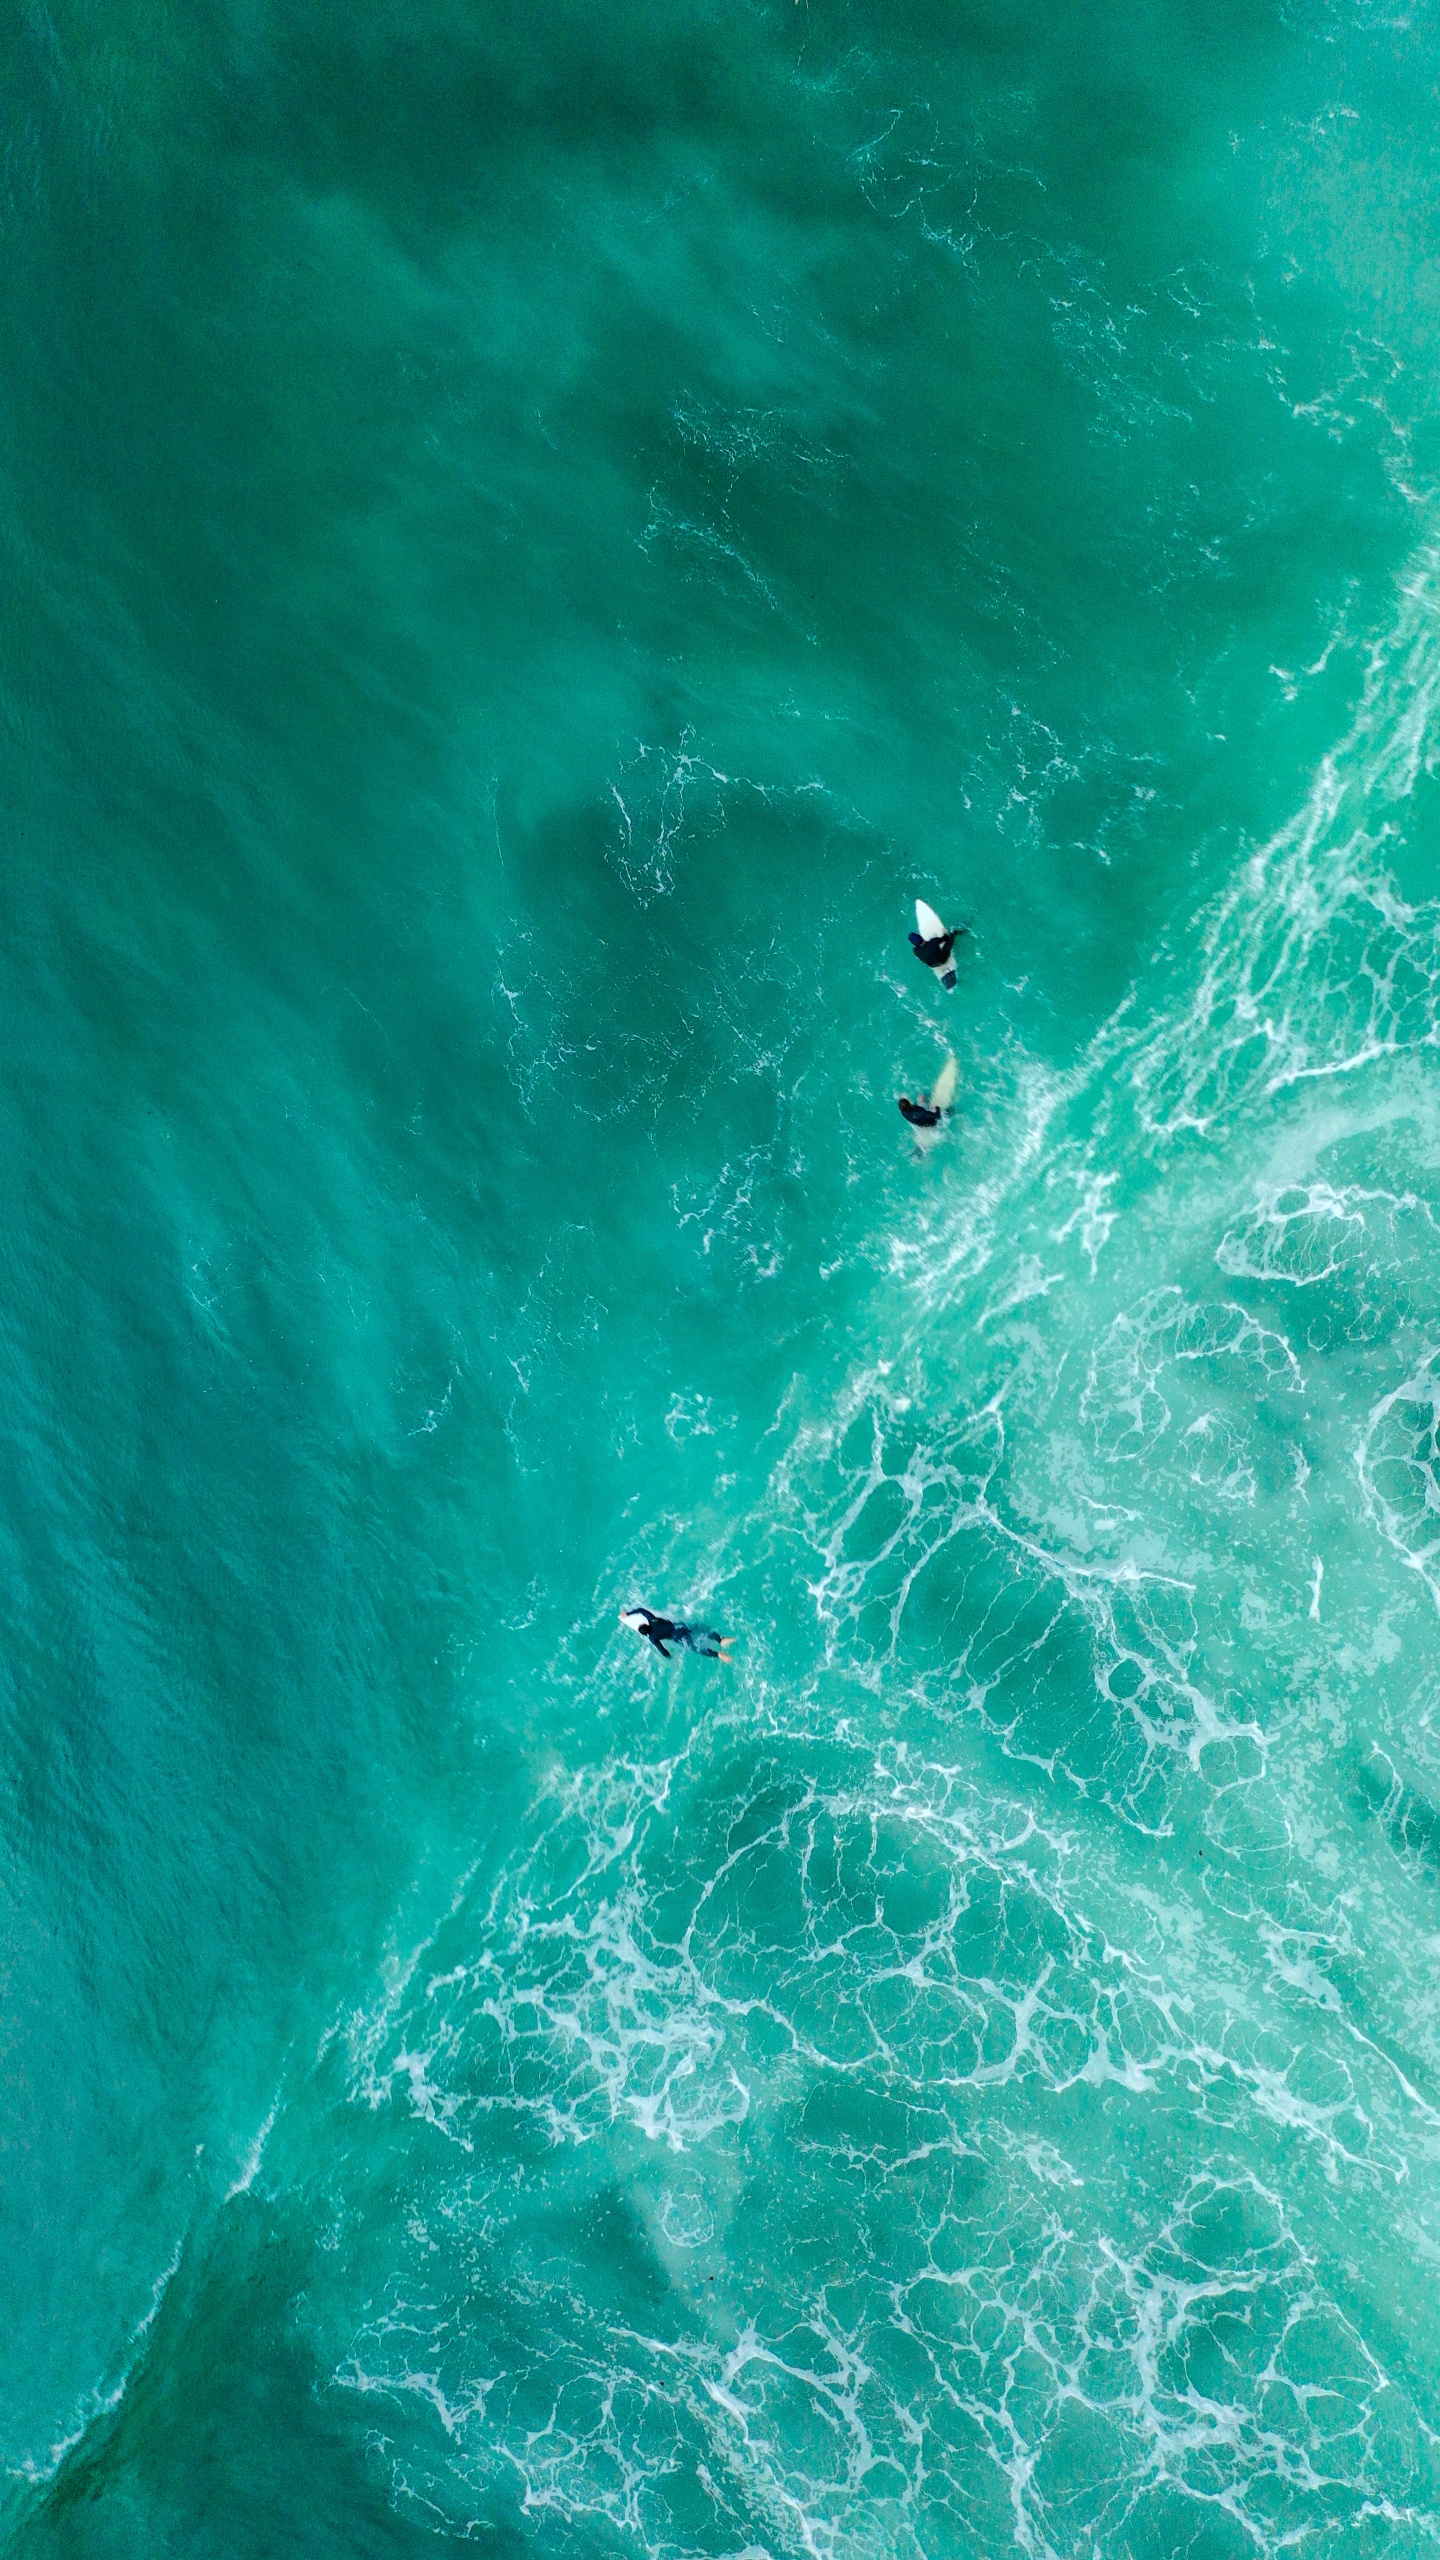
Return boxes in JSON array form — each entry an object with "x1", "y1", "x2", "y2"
[{"x1": 5, "y1": 2, "x2": 1440, "y2": 2552}]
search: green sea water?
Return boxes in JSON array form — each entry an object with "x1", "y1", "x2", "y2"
[{"x1": 4, "y1": 1, "x2": 1440, "y2": 2552}]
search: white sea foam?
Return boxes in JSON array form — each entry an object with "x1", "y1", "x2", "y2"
[
  {"x1": 9, "y1": 2236, "x2": 184, "y2": 2488},
  {"x1": 225, "y1": 2098, "x2": 279, "y2": 2200},
  {"x1": 331, "y1": 1717, "x2": 1438, "y2": 2546}
]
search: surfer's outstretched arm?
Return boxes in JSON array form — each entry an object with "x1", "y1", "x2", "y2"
[
  {"x1": 621, "y1": 1605, "x2": 677, "y2": 1657},
  {"x1": 622, "y1": 1606, "x2": 729, "y2": 1662}
]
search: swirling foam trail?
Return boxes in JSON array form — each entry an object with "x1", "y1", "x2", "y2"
[{"x1": 1126, "y1": 542, "x2": 1440, "y2": 1136}]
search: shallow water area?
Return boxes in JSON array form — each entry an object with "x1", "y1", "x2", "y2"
[{"x1": 4, "y1": 2, "x2": 1440, "y2": 2555}]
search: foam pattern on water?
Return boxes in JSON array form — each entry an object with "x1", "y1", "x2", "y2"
[
  {"x1": 314, "y1": 550, "x2": 1440, "y2": 2553},
  {"x1": 333, "y1": 1743, "x2": 1440, "y2": 2555}
]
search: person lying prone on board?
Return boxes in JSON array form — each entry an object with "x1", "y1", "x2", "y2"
[
  {"x1": 620, "y1": 1607, "x2": 733, "y2": 1662},
  {"x1": 897, "y1": 1095, "x2": 943, "y2": 1130}
]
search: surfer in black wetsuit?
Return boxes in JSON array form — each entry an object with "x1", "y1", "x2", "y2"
[
  {"x1": 908, "y1": 923, "x2": 967, "y2": 986},
  {"x1": 897, "y1": 1095, "x2": 943, "y2": 1130},
  {"x1": 620, "y1": 1607, "x2": 732, "y2": 1662}
]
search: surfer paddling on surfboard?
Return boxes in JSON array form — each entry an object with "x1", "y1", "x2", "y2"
[
  {"x1": 898, "y1": 1053, "x2": 958, "y2": 1156},
  {"x1": 908, "y1": 898, "x2": 968, "y2": 989},
  {"x1": 621, "y1": 1607, "x2": 733, "y2": 1662}
]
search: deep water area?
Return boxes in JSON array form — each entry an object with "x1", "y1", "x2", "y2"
[{"x1": 4, "y1": 3, "x2": 1440, "y2": 2554}]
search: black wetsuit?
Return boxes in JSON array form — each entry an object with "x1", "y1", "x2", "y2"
[
  {"x1": 898, "y1": 1096, "x2": 943, "y2": 1129},
  {"x1": 901, "y1": 921, "x2": 958, "y2": 962},
  {"x1": 629, "y1": 1609, "x2": 725, "y2": 1660},
  {"x1": 909, "y1": 926, "x2": 967, "y2": 991}
]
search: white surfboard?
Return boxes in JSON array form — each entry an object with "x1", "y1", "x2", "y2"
[{"x1": 912, "y1": 1052, "x2": 958, "y2": 1154}]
